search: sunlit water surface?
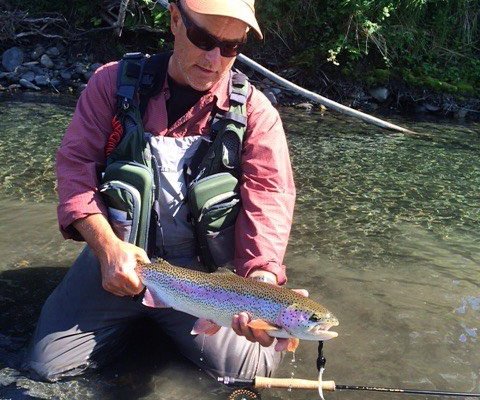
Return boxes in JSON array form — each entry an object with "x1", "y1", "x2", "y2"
[{"x1": 0, "y1": 96, "x2": 479, "y2": 400}]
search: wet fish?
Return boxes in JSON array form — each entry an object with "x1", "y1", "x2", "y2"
[{"x1": 137, "y1": 259, "x2": 339, "y2": 351}]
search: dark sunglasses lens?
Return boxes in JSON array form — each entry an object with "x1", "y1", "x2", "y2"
[
  {"x1": 186, "y1": 26, "x2": 216, "y2": 51},
  {"x1": 186, "y1": 24, "x2": 242, "y2": 57},
  {"x1": 221, "y1": 43, "x2": 242, "y2": 57}
]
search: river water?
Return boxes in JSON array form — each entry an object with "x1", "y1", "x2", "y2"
[{"x1": 0, "y1": 96, "x2": 479, "y2": 400}]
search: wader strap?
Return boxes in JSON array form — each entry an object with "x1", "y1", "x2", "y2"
[
  {"x1": 192, "y1": 70, "x2": 249, "y2": 179},
  {"x1": 116, "y1": 52, "x2": 171, "y2": 116},
  {"x1": 117, "y1": 52, "x2": 146, "y2": 109},
  {"x1": 223, "y1": 112, "x2": 247, "y2": 126},
  {"x1": 230, "y1": 72, "x2": 249, "y2": 105},
  {"x1": 139, "y1": 52, "x2": 171, "y2": 117}
]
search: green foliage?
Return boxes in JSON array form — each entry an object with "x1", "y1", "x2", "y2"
[
  {"x1": 5, "y1": 0, "x2": 479, "y2": 95},
  {"x1": 256, "y1": 0, "x2": 479, "y2": 94},
  {"x1": 124, "y1": 1, "x2": 170, "y2": 31},
  {"x1": 7, "y1": 0, "x2": 103, "y2": 26}
]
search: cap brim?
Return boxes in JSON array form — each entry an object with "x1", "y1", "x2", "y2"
[{"x1": 184, "y1": 0, "x2": 263, "y2": 40}]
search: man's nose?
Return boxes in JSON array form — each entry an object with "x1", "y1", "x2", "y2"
[{"x1": 204, "y1": 46, "x2": 222, "y2": 64}]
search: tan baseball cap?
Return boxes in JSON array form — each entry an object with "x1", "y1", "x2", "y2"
[{"x1": 184, "y1": 0, "x2": 263, "y2": 39}]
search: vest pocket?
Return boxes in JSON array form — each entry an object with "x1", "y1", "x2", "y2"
[
  {"x1": 100, "y1": 181, "x2": 141, "y2": 244},
  {"x1": 100, "y1": 161, "x2": 154, "y2": 250},
  {"x1": 188, "y1": 172, "x2": 240, "y2": 270}
]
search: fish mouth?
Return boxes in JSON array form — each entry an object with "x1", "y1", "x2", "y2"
[
  {"x1": 315, "y1": 330, "x2": 338, "y2": 340},
  {"x1": 309, "y1": 323, "x2": 338, "y2": 340}
]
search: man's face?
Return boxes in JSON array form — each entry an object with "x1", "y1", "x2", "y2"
[{"x1": 169, "y1": 1, "x2": 249, "y2": 91}]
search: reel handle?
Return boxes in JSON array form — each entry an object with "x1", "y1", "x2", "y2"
[{"x1": 254, "y1": 376, "x2": 336, "y2": 391}]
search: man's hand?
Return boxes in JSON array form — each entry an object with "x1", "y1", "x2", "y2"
[
  {"x1": 98, "y1": 238, "x2": 149, "y2": 297},
  {"x1": 231, "y1": 270, "x2": 308, "y2": 351},
  {"x1": 73, "y1": 214, "x2": 149, "y2": 297}
]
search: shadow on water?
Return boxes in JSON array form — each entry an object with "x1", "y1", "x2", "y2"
[{"x1": 0, "y1": 266, "x2": 226, "y2": 400}]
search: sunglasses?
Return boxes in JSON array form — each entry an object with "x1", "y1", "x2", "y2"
[{"x1": 176, "y1": 1, "x2": 246, "y2": 57}]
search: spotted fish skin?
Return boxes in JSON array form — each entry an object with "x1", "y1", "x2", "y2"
[{"x1": 137, "y1": 259, "x2": 339, "y2": 341}]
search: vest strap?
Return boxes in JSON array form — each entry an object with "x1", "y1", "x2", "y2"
[{"x1": 223, "y1": 111, "x2": 247, "y2": 126}]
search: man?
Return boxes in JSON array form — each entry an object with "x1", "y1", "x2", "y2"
[{"x1": 24, "y1": 0, "x2": 296, "y2": 382}]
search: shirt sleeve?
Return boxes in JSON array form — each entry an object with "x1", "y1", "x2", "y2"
[
  {"x1": 56, "y1": 62, "x2": 118, "y2": 240},
  {"x1": 233, "y1": 87, "x2": 296, "y2": 285}
]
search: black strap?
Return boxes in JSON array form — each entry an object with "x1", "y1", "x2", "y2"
[
  {"x1": 317, "y1": 341, "x2": 326, "y2": 371},
  {"x1": 139, "y1": 52, "x2": 172, "y2": 117}
]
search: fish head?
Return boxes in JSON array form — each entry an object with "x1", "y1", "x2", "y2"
[{"x1": 276, "y1": 301, "x2": 339, "y2": 341}]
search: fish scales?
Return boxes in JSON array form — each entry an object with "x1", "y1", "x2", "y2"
[{"x1": 140, "y1": 261, "x2": 288, "y2": 322}]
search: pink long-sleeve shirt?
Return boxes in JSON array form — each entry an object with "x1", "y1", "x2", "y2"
[{"x1": 56, "y1": 61, "x2": 295, "y2": 284}]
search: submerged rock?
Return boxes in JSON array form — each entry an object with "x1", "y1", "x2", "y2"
[
  {"x1": 424, "y1": 103, "x2": 441, "y2": 112},
  {"x1": 34, "y1": 75, "x2": 50, "y2": 87},
  {"x1": 2, "y1": 47, "x2": 24, "y2": 72},
  {"x1": 31, "y1": 45, "x2": 45, "y2": 61},
  {"x1": 46, "y1": 46, "x2": 60, "y2": 58},
  {"x1": 369, "y1": 87, "x2": 389, "y2": 102},
  {"x1": 21, "y1": 71, "x2": 35, "y2": 82},
  {"x1": 40, "y1": 54, "x2": 54, "y2": 69},
  {"x1": 19, "y1": 79, "x2": 41, "y2": 91},
  {"x1": 295, "y1": 102, "x2": 313, "y2": 111}
]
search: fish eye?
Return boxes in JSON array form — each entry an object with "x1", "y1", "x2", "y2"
[{"x1": 309, "y1": 314, "x2": 320, "y2": 322}]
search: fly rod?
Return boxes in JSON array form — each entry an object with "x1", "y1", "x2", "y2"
[{"x1": 219, "y1": 376, "x2": 480, "y2": 398}]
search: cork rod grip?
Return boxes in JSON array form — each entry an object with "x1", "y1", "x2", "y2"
[{"x1": 254, "y1": 376, "x2": 336, "y2": 391}]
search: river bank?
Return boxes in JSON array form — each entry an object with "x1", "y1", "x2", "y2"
[{"x1": 1, "y1": 41, "x2": 480, "y2": 122}]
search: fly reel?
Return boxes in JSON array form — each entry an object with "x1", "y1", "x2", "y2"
[{"x1": 228, "y1": 388, "x2": 261, "y2": 400}]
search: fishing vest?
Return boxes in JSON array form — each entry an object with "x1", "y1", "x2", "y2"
[{"x1": 99, "y1": 52, "x2": 249, "y2": 271}]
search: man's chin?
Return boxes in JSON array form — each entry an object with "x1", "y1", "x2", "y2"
[{"x1": 188, "y1": 78, "x2": 217, "y2": 92}]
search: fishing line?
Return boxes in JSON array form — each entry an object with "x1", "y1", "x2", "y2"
[{"x1": 221, "y1": 334, "x2": 480, "y2": 398}]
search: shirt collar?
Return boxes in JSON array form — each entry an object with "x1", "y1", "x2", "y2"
[{"x1": 161, "y1": 69, "x2": 232, "y2": 112}]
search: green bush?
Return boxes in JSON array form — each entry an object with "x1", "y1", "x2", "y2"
[
  {"x1": 4, "y1": 0, "x2": 479, "y2": 94},
  {"x1": 256, "y1": 0, "x2": 479, "y2": 93}
]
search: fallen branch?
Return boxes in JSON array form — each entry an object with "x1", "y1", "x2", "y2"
[
  {"x1": 0, "y1": 11, "x2": 69, "y2": 42},
  {"x1": 238, "y1": 53, "x2": 419, "y2": 136},
  {"x1": 14, "y1": 31, "x2": 64, "y2": 39}
]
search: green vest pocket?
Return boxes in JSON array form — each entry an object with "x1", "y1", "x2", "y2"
[{"x1": 100, "y1": 161, "x2": 154, "y2": 249}]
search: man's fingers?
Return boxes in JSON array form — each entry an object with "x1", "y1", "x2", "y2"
[
  {"x1": 251, "y1": 329, "x2": 274, "y2": 347},
  {"x1": 237, "y1": 313, "x2": 256, "y2": 342},
  {"x1": 274, "y1": 338, "x2": 289, "y2": 352},
  {"x1": 137, "y1": 252, "x2": 150, "y2": 264},
  {"x1": 232, "y1": 313, "x2": 274, "y2": 347},
  {"x1": 292, "y1": 288, "x2": 309, "y2": 297},
  {"x1": 125, "y1": 272, "x2": 144, "y2": 293},
  {"x1": 103, "y1": 272, "x2": 143, "y2": 296}
]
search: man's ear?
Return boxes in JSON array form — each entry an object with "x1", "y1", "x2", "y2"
[{"x1": 169, "y1": 2, "x2": 181, "y2": 35}]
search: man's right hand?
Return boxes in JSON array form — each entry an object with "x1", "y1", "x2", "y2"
[
  {"x1": 73, "y1": 214, "x2": 149, "y2": 297},
  {"x1": 98, "y1": 238, "x2": 149, "y2": 297}
]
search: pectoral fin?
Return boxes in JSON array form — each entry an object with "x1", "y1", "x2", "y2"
[
  {"x1": 247, "y1": 319, "x2": 280, "y2": 331},
  {"x1": 141, "y1": 288, "x2": 168, "y2": 308},
  {"x1": 191, "y1": 318, "x2": 221, "y2": 336},
  {"x1": 287, "y1": 338, "x2": 300, "y2": 352}
]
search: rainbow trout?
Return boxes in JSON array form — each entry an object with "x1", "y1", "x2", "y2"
[{"x1": 137, "y1": 260, "x2": 339, "y2": 350}]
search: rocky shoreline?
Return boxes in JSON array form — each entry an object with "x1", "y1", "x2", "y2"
[
  {"x1": 1, "y1": 43, "x2": 479, "y2": 122},
  {"x1": 1, "y1": 45, "x2": 100, "y2": 95}
]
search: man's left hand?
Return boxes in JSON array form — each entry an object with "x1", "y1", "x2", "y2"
[{"x1": 231, "y1": 271, "x2": 309, "y2": 351}]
